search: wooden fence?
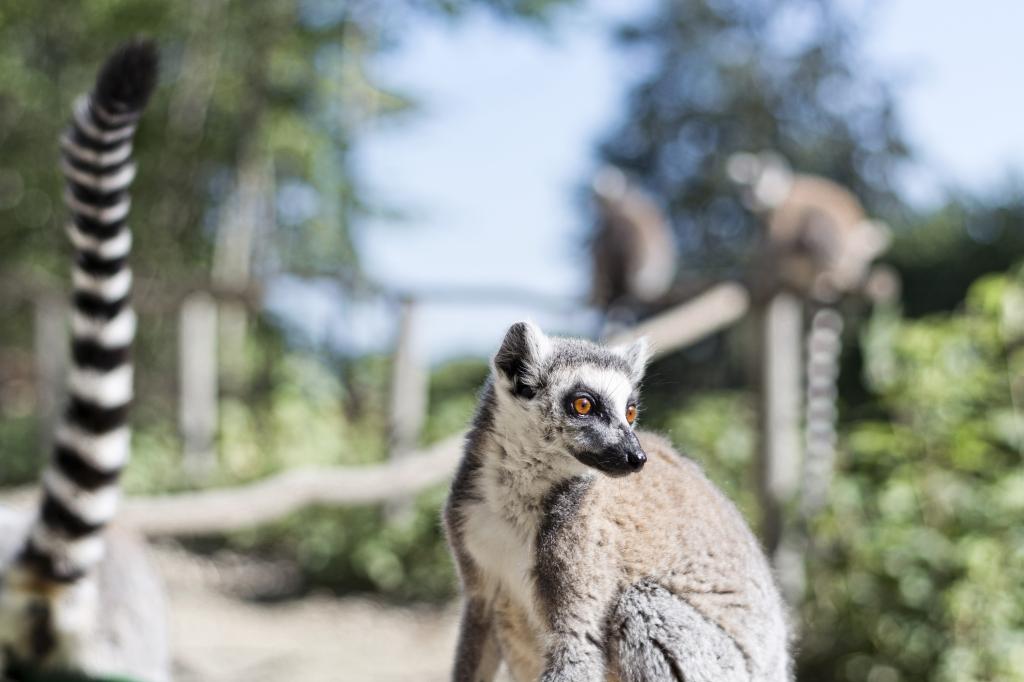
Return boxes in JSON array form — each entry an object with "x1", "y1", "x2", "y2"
[{"x1": 1, "y1": 164, "x2": 898, "y2": 608}]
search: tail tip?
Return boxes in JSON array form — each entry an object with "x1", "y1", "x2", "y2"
[{"x1": 95, "y1": 38, "x2": 159, "y2": 111}]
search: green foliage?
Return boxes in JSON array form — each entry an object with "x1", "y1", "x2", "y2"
[
  {"x1": 227, "y1": 484, "x2": 456, "y2": 603},
  {"x1": 210, "y1": 357, "x2": 487, "y2": 602},
  {"x1": 129, "y1": 354, "x2": 487, "y2": 602},
  {"x1": 122, "y1": 349, "x2": 391, "y2": 495},
  {"x1": 422, "y1": 358, "x2": 489, "y2": 443},
  {"x1": 799, "y1": 268, "x2": 1024, "y2": 682},
  {"x1": 887, "y1": 196, "x2": 1024, "y2": 316},
  {"x1": 0, "y1": 0, "x2": 574, "y2": 493},
  {"x1": 0, "y1": 415, "x2": 38, "y2": 487}
]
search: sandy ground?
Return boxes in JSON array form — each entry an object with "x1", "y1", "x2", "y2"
[{"x1": 152, "y1": 545, "x2": 474, "y2": 682}]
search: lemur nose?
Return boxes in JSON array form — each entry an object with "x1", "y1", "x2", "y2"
[{"x1": 627, "y1": 450, "x2": 646, "y2": 471}]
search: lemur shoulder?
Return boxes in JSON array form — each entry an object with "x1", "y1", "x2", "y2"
[
  {"x1": 0, "y1": 41, "x2": 168, "y2": 681},
  {"x1": 444, "y1": 322, "x2": 791, "y2": 682}
]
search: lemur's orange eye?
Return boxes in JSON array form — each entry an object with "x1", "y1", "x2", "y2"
[
  {"x1": 625, "y1": 404, "x2": 637, "y2": 424},
  {"x1": 573, "y1": 397, "x2": 592, "y2": 415}
]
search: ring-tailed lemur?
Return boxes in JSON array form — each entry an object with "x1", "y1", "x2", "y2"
[
  {"x1": 590, "y1": 166, "x2": 677, "y2": 322},
  {"x1": 443, "y1": 322, "x2": 791, "y2": 682},
  {"x1": 800, "y1": 307, "x2": 843, "y2": 520},
  {"x1": 727, "y1": 151, "x2": 887, "y2": 524},
  {"x1": 726, "y1": 150, "x2": 888, "y2": 302},
  {"x1": 0, "y1": 40, "x2": 169, "y2": 681}
]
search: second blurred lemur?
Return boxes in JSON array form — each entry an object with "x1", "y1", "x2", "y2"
[
  {"x1": 590, "y1": 167, "x2": 677, "y2": 319},
  {"x1": 728, "y1": 150, "x2": 890, "y2": 570},
  {"x1": 727, "y1": 151, "x2": 889, "y2": 302}
]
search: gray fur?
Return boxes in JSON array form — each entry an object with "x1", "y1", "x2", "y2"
[
  {"x1": 444, "y1": 322, "x2": 791, "y2": 682},
  {"x1": 613, "y1": 581, "x2": 747, "y2": 682},
  {"x1": 534, "y1": 477, "x2": 604, "y2": 682},
  {"x1": 451, "y1": 595, "x2": 501, "y2": 682},
  {"x1": 0, "y1": 508, "x2": 169, "y2": 681}
]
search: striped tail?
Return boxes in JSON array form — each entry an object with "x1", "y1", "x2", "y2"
[
  {"x1": 18, "y1": 40, "x2": 158, "y2": 584},
  {"x1": 799, "y1": 306, "x2": 843, "y2": 520}
]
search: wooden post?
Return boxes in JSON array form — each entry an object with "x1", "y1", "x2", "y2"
[
  {"x1": 212, "y1": 153, "x2": 273, "y2": 389},
  {"x1": 388, "y1": 300, "x2": 428, "y2": 457},
  {"x1": 180, "y1": 291, "x2": 219, "y2": 481},
  {"x1": 756, "y1": 292, "x2": 804, "y2": 574},
  {"x1": 34, "y1": 293, "x2": 68, "y2": 454},
  {"x1": 603, "y1": 282, "x2": 750, "y2": 359},
  {"x1": 386, "y1": 300, "x2": 428, "y2": 519}
]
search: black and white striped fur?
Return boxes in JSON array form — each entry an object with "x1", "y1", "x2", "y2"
[
  {"x1": 799, "y1": 307, "x2": 844, "y2": 519},
  {"x1": 0, "y1": 40, "x2": 169, "y2": 681}
]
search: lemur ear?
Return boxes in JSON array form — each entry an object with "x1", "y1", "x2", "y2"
[
  {"x1": 613, "y1": 336, "x2": 651, "y2": 384},
  {"x1": 493, "y1": 321, "x2": 551, "y2": 399}
]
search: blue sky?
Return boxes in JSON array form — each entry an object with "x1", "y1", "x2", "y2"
[
  {"x1": 864, "y1": 1, "x2": 1024, "y2": 201},
  {"x1": 272, "y1": 0, "x2": 1024, "y2": 362}
]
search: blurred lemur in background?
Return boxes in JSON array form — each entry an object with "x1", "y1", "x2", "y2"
[
  {"x1": 590, "y1": 166, "x2": 677, "y2": 329},
  {"x1": 444, "y1": 322, "x2": 791, "y2": 681},
  {"x1": 726, "y1": 150, "x2": 889, "y2": 302},
  {"x1": 727, "y1": 150, "x2": 891, "y2": 527},
  {"x1": 0, "y1": 41, "x2": 169, "y2": 681}
]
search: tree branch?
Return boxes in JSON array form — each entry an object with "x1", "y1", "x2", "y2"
[
  {"x1": 121, "y1": 434, "x2": 464, "y2": 536},
  {"x1": 604, "y1": 281, "x2": 750, "y2": 359}
]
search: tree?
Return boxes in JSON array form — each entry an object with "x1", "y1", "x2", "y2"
[
  {"x1": 0, "y1": 0, "x2": 573, "y2": 281},
  {"x1": 886, "y1": 193, "x2": 1024, "y2": 316},
  {"x1": 0, "y1": 0, "x2": 573, "y2": 484},
  {"x1": 599, "y1": 0, "x2": 910, "y2": 275}
]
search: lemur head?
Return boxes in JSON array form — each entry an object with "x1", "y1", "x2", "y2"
[
  {"x1": 490, "y1": 322, "x2": 650, "y2": 477},
  {"x1": 726, "y1": 150, "x2": 794, "y2": 212}
]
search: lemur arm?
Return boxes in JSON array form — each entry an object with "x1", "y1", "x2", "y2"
[
  {"x1": 537, "y1": 617, "x2": 607, "y2": 682},
  {"x1": 445, "y1": 491, "x2": 501, "y2": 682},
  {"x1": 533, "y1": 479, "x2": 612, "y2": 681},
  {"x1": 535, "y1": 553, "x2": 609, "y2": 680},
  {"x1": 452, "y1": 593, "x2": 501, "y2": 682}
]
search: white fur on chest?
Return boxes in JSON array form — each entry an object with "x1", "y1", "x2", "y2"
[
  {"x1": 461, "y1": 449, "x2": 560, "y2": 627},
  {"x1": 462, "y1": 500, "x2": 537, "y2": 620}
]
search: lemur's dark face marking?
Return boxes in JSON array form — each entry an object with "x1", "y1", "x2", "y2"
[
  {"x1": 561, "y1": 380, "x2": 645, "y2": 475},
  {"x1": 492, "y1": 321, "x2": 650, "y2": 476}
]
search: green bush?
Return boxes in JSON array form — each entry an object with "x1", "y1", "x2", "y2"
[
  {"x1": 224, "y1": 483, "x2": 456, "y2": 603},
  {"x1": 157, "y1": 353, "x2": 486, "y2": 602},
  {"x1": 799, "y1": 269, "x2": 1024, "y2": 682}
]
